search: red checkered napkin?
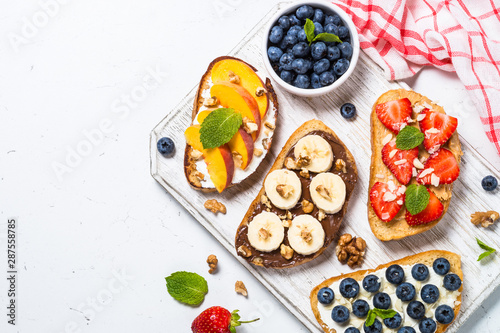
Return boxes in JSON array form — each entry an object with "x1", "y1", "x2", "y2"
[{"x1": 333, "y1": 0, "x2": 500, "y2": 155}]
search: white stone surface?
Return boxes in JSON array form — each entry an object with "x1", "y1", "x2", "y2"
[{"x1": 0, "y1": 1, "x2": 498, "y2": 333}]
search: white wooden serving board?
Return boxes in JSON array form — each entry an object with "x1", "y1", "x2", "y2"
[{"x1": 150, "y1": 3, "x2": 500, "y2": 332}]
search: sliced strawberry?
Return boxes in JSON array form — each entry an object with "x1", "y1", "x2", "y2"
[
  {"x1": 375, "y1": 98, "x2": 412, "y2": 133},
  {"x1": 405, "y1": 188, "x2": 444, "y2": 225},
  {"x1": 419, "y1": 108, "x2": 458, "y2": 152},
  {"x1": 370, "y1": 182, "x2": 405, "y2": 222},
  {"x1": 381, "y1": 140, "x2": 419, "y2": 185},
  {"x1": 417, "y1": 148, "x2": 460, "y2": 185}
]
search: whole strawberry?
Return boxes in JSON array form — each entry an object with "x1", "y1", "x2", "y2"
[{"x1": 191, "y1": 306, "x2": 259, "y2": 333}]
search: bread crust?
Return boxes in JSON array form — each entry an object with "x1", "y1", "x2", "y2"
[
  {"x1": 184, "y1": 56, "x2": 279, "y2": 192},
  {"x1": 235, "y1": 120, "x2": 358, "y2": 269},
  {"x1": 310, "y1": 250, "x2": 463, "y2": 333},
  {"x1": 368, "y1": 89, "x2": 462, "y2": 241}
]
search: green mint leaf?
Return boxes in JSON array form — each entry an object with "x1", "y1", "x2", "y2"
[
  {"x1": 478, "y1": 250, "x2": 495, "y2": 261},
  {"x1": 365, "y1": 310, "x2": 378, "y2": 327},
  {"x1": 396, "y1": 126, "x2": 425, "y2": 150},
  {"x1": 405, "y1": 184, "x2": 430, "y2": 215},
  {"x1": 374, "y1": 308, "x2": 397, "y2": 319},
  {"x1": 476, "y1": 238, "x2": 496, "y2": 252},
  {"x1": 165, "y1": 271, "x2": 208, "y2": 305},
  {"x1": 304, "y1": 19, "x2": 316, "y2": 45},
  {"x1": 312, "y1": 33, "x2": 343, "y2": 44},
  {"x1": 200, "y1": 108, "x2": 242, "y2": 149}
]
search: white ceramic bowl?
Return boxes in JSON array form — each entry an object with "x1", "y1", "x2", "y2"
[{"x1": 262, "y1": 1, "x2": 360, "y2": 97}]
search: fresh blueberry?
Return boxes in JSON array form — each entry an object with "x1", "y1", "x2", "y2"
[
  {"x1": 419, "y1": 318, "x2": 437, "y2": 333},
  {"x1": 331, "y1": 305, "x2": 350, "y2": 323},
  {"x1": 345, "y1": 328, "x2": 360, "y2": 333},
  {"x1": 433, "y1": 258, "x2": 451, "y2": 275},
  {"x1": 327, "y1": 45, "x2": 341, "y2": 61},
  {"x1": 313, "y1": 9, "x2": 325, "y2": 23},
  {"x1": 268, "y1": 46, "x2": 284, "y2": 63},
  {"x1": 411, "y1": 263, "x2": 429, "y2": 281},
  {"x1": 363, "y1": 318, "x2": 382, "y2": 333},
  {"x1": 443, "y1": 273, "x2": 462, "y2": 291},
  {"x1": 280, "y1": 70, "x2": 294, "y2": 83},
  {"x1": 311, "y1": 42, "x2": 327, "y2": 60},
  {"x1": 386, "y1": 264, "x2": 405, "y2": 285},
  {"x1": 340, "y1": 103, "x2": 356, "y2": 119},
  {"x1": 297, "y1": 29, "x2": 308, "y2": 42},
  {"x1": 406, "y1": 300, "x2": 425, "y2": 320},
  {"x1": 292, "y1": 42, "x2": 310, "y2": 57},
  {"x1": 352, "y1": 299, "x2": 370, "y2": 317},
  {"x1": 325, "y1": 14, "x2": 342, "y2": 26},
  {"x1": 339, "y1": 278, "x2": 360, "y2": 298},
  {"x1": 396, "y1": 282, "x2": 416, "y2": 301},
  {"x1": 269, "y1": 26, "x2": 284, "y2": 44},
  {"x1": 314, "y1": 22, "x2": 324, "y2": 34},
  {"x1": 293, "y1": 74, "x2": 310, "y2": 89},
  {"x1": 383, "y1": 312, "x2": 402, "y2": 329},
  {"x1": 310, "y1": 73, "x2": 321, "y2": 88},
  {"x1": 296, "y1": 5, "x2": 314, "y2": 20},
  {"x1": 292, "y1": 58, "x2": 311, "y2": 74},
  {"x1": 338, "y1": 26, "x2": 349, "y2": 39},
  {"x1": 363, "y1": 274, "x2": 381, "y2": 292},
  {"x1": 288, "y1": 25, "x2": 303, "y2": 37},
  {"x1": 333, "y1": 58, "x2": 350, "y2": 75},
  {"x1": 280, "y1": 34, "x2": 298, "y2": 50},
  {"x1": 278, "y1": 15, "x2": 290, "y2": 30},
  {"x1": 157, "y1": 137, "x2": 174, "y2": 155},
  {"x1": 421, "y1": 284, "x2": 440, "y2": 304},
  {"x1": 313, "y1": 59, "x2": 330, "y2": 74},
  {"x1": 289, "y1": 14, "x2": 301, "y2": 26},
  {"x1": 482, "y1": 175, "x2": 498, "y2": 191},
  {"x1": 373, "y1": 292, "x2": 391, "y2": 309},
  {"x1": 324, "y1": 23, "x2": 339, "y2": 36},
  {"x1": 397, "y1": 327, "x2": 416, "y2": 333},
  {"x1": 435, "y1": 304, "x2": 455, "y2": 324},
  {"x1": 319, "y1": 71, "x2": 336, "y2": 86},
  {"x1": 317, "y1": 287, "x2": 335, "y2": 304},
  {"x1": 279, "y1": 53, "x2": 295, "y2": 70},
  {"x1": 339, "y1": 42, "x2": 353, "y2": 58}
]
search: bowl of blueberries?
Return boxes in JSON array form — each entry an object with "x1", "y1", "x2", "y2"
[{"x1": 263, "y1": 1, "x2": 359, "y2": 97}]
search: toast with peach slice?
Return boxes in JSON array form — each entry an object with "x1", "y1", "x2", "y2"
[{"x1": 184, "y1": 56, "x2": 279, "y2": 193}]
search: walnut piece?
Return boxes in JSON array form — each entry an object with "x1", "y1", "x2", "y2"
[
  {"x1": 471, "y1": 210, "x2": 499, "y2": 228},
  {"x1": 189, "y1": 170, "x2": 204, "y2": 187},
  {"x1": 204, "y1": 199, "x2": 226, "y2": 214},
  {"x1": 243, "y1": 117, "x2": 258, "y2": 134},
  {"x1": 255, "y1": 87, "x2": 267, "y2": 97},
  {"x1": 238, "y1": 245, "x2": 252, "y2": 257},
  {"x1": 296, "y1": 155, "x2": 311, "y2": 168},
  {"x1": 254, "y1": 148, "x2": 263, "y2": 157},
  {"x1": 264, "y1": 121, "x2": 275, "y2": 130},
  {"x1": 336, "y1": 234, "x2": 366, "y2": 268},
  {"x1": 316, "y1": 185, "x2": 332, "y2": 200},
  {"x1": 276, "y1": 184, "x2": 294, "y2": 198},
  {"x1": 190, "y1": 149, "x2": 203, "y2": 161},
  {"x1": 261, "y1": 195, "x2": 272, "y2": 209},
  {"x1": 203, "y1": 96, "x2": 218, "y2": 107},
  {"x1": 285, "y1": 157, "x2": 297, "y2": 170},
  {"x1": 301, "y1": 229, "x2": 312, "y2": 243},
  {"x1": 262, "y1": 138, "x2": 271, "y2": 150},
  {"x1": 335, "y1": 159, "x2": 347, "y2": 173},
  {"x1": 258, "y1": 228, "x2": 269, "y2": 240},
  {"x1": 207, "y1": 254, "x2": 218, "y2": 274},
  {"x1": 235, "y1": 280, "x2": 248, "y2": 296},
  {"x1": 318, "y1": 209, "x2": 326, "y2": 221},
  {"x1": 302, "y1": 199, "x2": 314, "y2": 214},
  {"x1": 280, "y1": 244, "x2": 294, "y2": 260},
  {"x1": 232, "y1": 152, "x2": 243, "y2": 169},
  {"x1": 299, "y1": 168, "x2": 310, "y2": 178},
  {"x1": 282, "y1": 219, "x2": 292, "y2": 228},
  {"x1": 228, "y1": 71, "x2": 240, "y2": 84}
]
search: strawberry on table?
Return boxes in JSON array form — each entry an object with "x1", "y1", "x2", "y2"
[
  {"x1": 375, "y1": 98, "x2": 412, "y2": 133},
  {"x1": 370, "y1": 181, "x2": 406, "y2": 222},
  {"x1": 191, "y1": 306, "x2": 259, "y2": 333},
  {"x1": 382, "y1": 140, "x2": 419, "y2": 185},
  {"x1": 418, "y1": 108, "x2": 458, "y2": 153},
  {"x1": 417, "y1": 148, "x2": 460, "y2": 185},
  {"x1": 406, "y1": 188, "x2": 444, "y2": 226}
]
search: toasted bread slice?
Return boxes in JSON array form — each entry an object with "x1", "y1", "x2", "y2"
[
  {"x1": 235, "y1": 120, "x2": 358, "y2": 269},
  {"x1": 184, "y1": 56, "x2": 279, "y2": 193},
  {"x1": 368, "y1": 89, "x2": 462, "y2": 241},
  {"x1": 311, "y1": 250, "x2": 463, "y2": 333}
]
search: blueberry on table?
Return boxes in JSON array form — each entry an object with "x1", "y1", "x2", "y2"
[
  {"x1": 339, "y1": 277, "x2": 360, "y2": 298},
  {"x1": 279, "y1": 53, "x2": 295, "y2": 70},
  {"x1": 406, "y1": 300, "x2": 425, "y2": 319},
  {"x1": 313, "y1": 8, "x2": 325, "y2": 23},
  {"x1": 396, "y1": 282, "x2": 416, "y2": 301},
  {"x1": 363, "y1": 318, "x2": 382, "y2": 333},
  {"x1": 292, "y1": 42, "x2": 310, "y2": 58},
  {"x1": 421, "y1": 284, "x2": 440, "y2": 304},
  {"x1": 362, "y1": 274, "x2": 381, "y2": 292},
  {"x1": 352, "y1": 299, "x2": 370, "y2": 317},
  {"x1": 293, "y1": 74, "x2": 310, "y2": 89},
  {"x1": 435, "y1": 304, "x2": 455, "y2": 324},
  {"x1": 433, "y1": 257, "x2": 450, "y2": 275},
  {"x1": 314, "y1": 22, "x2": 324, "y2": 34},
  {"x1": 443, "y1": 273, "x2": 462, "y2": 291},
  {"x1": 333, "y1": 58, "x2": 350, "y2": 75},
  {"x1": 289, "y1": 14, "x2": 301, "y2": 26},
  {"x1": 325, "y1": 23, "x2": 339, "y2": 36},
  {"x1": 373, "y1": 292, "x2": 391, "y2": 309},
  {"x1": 331, "y1": 305, "x2": 350, "y2": 323},
  {"x1": 280, "y1": 70, "x2": 294, "y2": 83},
  {"x1": 345, "y1": 328, "x2": 360, "y2": 333},
  {"x1": 319, "y1": 71, "x2": 336, "y2": 86},
  {"x1": 287, "y1": 25, "x2": 302, "y2": 37},
  {"x1": 280, "y1": 34, "x2": 298, "y2": 50},
  {"x1": 339, "y1": 42, "x2": 353, "y2": 58},
  {"x1": 269, "y1": 25, "x2": 284, "y2": 44},
  {"x1": 340, "y1": 103, "x2": 356, "y2": 119},
  {"x1": 386, "y1": 264, "x2": 405, "y2": 284},
  {"x1": 277, "y1": 15, "x2": 290, "y2": 30},
  {"x1": 397, "y1": 327, "x2": 416, "y2": 333},
  {"x1": 327, "y1": 45, "x2": 341, "y2": 61},
  {"x1": 310, "y1": 73, "x2": 321, "y2": 88},
  {"x1": 411, "y1": 263, "x2": 429, "y2": 281},
  {"x1": 296, "y1": 5, "x2": 314, "y2": 20},
  {"x1": 157, "y1": 137, "x2": 174, "y2": 155},
  {"x1": 297, "y1": 29, "x2": 307, "y2": 42},
  {"x1": 317, "y1": 287, "x2": 335, "y2": 304},
  {"x1": 383, "y1": 312, "x2": 402, "y2": 329},
  {"x1": 311, "y1": 42, "x2": 328, "y2": 60},
  {"x1": 268, "y1": 46, "x2": 283, "y2": 63},
  {"x1": 338, "y1": 26, "x2": 349, "y2": 39},
  {"x1": 419, "y1": 318, "x2": 437, "y2": 333},
  {"x1": 313, "y1": 58, "x2": 330, "y2": 74},
  {"x1": 482, "y1": 175, "x2": 498, "y2": 191}
]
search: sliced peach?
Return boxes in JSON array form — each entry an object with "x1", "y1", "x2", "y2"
[
  {"x1": 210, "y1": 82, "x2": 261, "y2": 140},
  {"x1": 228, "y1": 128, "x2": 254, "y2": 170},
  {"x1": 196, "y1": 110, "x2": 212, "y2": 124},
  {"x1": 211, "y1": 59, "x2": 269, "y2": 119}
]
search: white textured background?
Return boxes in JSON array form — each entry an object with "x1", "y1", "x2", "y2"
[{"x1": 0, "y1": 1, "x2": 499, "y2": 332}]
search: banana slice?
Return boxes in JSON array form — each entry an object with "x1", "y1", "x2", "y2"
[
  {"x1": 294, "y1": 135, "x2": 333, "y2": 173},
  {"x1": 287, "y1": 215, "x2": 325, "y2": 255},
  {"x1": 247, "y1": 211, "x2": 285, "y2": 252},
  {"x1": 309, "y1": 172, "x2": 346, "y2": 214},
  {"x1": 264, "y1": 169, "x2": 302, "y2": 210}
]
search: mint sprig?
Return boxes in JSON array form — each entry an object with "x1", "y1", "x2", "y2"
[
  {"x1": 165, "y1": 271, "x2": 208, "y2": 305},
  {"x1": 405, "y1": 184, "x2": 430, "y2": 215},
  {"x1": 200, "y1": 108, "x2": 242, "y2": 149},
  {"x1": 304, "y1": 18, "x2": 342, "y2": 46},
  {"x1": 365, "y1": 308, "x2": 397, "y2": 327},
  {"x1": 396, "y1": 126, "x2": 424, "y2": 150},
  {"x1": 476, "y1": 238, "x2": 496, "y2": 261}
]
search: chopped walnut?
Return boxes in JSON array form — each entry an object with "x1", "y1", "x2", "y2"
[
  {"x1": 318, "y1": 209, "x2": 326, "y2": 221},
  {"x1": 285, "y1": 157, "x2": 297, "y2": 170},
  {"x1": 253, "y1": 257, "x2": 263, "y2": 265},
  {"x1": 203, "y1": 96, "x2": 218, "y2": 107},
  {"x1": 264, "y1": 121, "x2": 275, "y2": 130},
  {"x1": 189, "y1": 170, "x2": 204, "y2": 187},
  {"x1": 262, "y1": 138, "x2": 271, "y2": 150},
  {"x1": 190, "y1": 149, "x2": 203, "y2": 161},
  {"x1": 286, "y1": 211, "x2": 292, "y2": 220},
  {"x1": 316, "y1": 185, "x2": 332, "y2": 200},
  {"x1": 238, "y1": 245, "x2": 252, "y2": 257},
  {"x1": 243, "y1": 117, "x2": 258, "y2": 134},
  {"x1": 255, "y1": 87, "x2": 267, "y2": 97},
  {"x1": 232, "y1": 152, "x2": 243, "y2": 168},
  {"x1": 301, "y1": 229, "x2": 312, "y2": 243},
  {"x1": 228, "y1": 71, "x2": 240, "y2": 84},
  {"x1": 299, "y1": 168, "x2": 310, "y2": 178},
  {"x1": 260, "y1": 195, "x2": 272, "y2": 209},
  {"x1": 258, "y1": 228, "x2": 269, "y2": 240},
  {"x1": 471, "y1": 211, "x2": 499, "y2": 228},
  {"x1": 335, "y1": 159, "x2": 347, "y2": 173},
  {"x1": 282, "y1": 219, "x2": 292, "y2": 228},
  {"x1": 235, "y1": 280, "x2": 248, "y2": 296},
  {"x1": 296, "y1": 155, "x2": 311, "y2": 168},
  {"x1": 280, "y1": 244, "x2": 294, "y2": 260},
  {"x1": 276, "y1": 184, "x2": 294, "y2": 198},
  {"x1": 207, "y1": 254, "x2": 218, "y2": 274},
  {"x1": 336, "y1": 234, "x2": 366, "y2": 268},
  {"x1": 254, "y1": 148, "x2": 263, "y2": 157},
  {"x1": 302, "y1": 199, "x2": 314, "y2": 214},
  {"x1": 204, "y1": 199, "x2": 226, "y2": 214}
]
